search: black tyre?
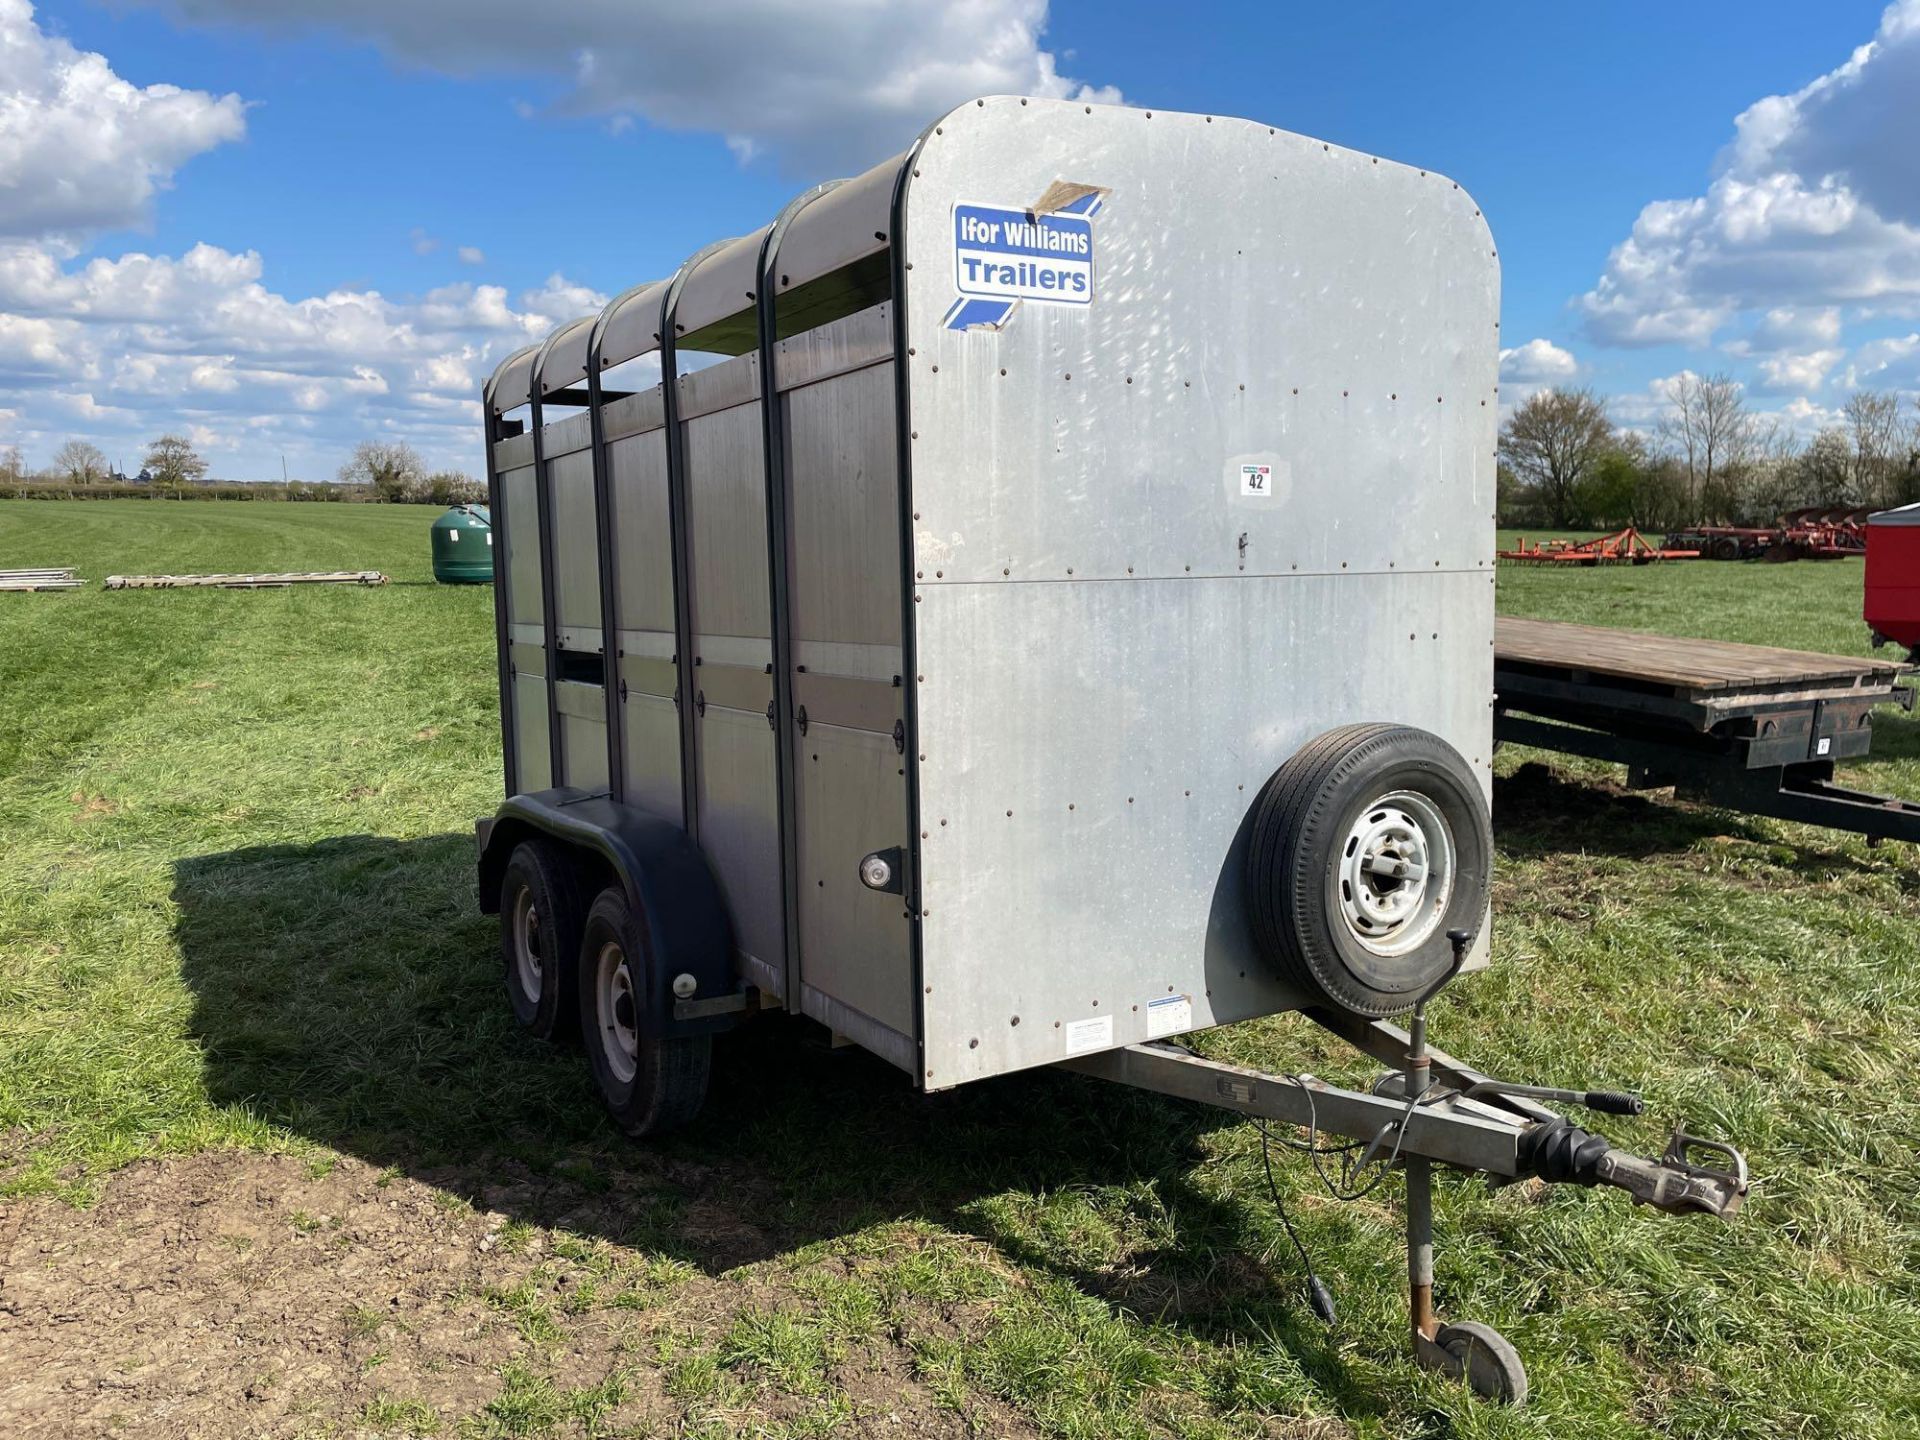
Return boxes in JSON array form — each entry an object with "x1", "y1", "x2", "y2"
[
  {"x1": 1246, "y1": 724, "x2": 1491, "y2": 1017},
  {"x1": 578, "y1": 886, "x2": 711, "y2": 1138},
  {"x1": 499, "y1": 839, "x2": 584, "y2": 1041}
]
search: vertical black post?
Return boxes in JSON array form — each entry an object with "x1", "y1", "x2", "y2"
[
  {"x1": 528, "y1": 351, "x2": 565, "y2": 785},
  {"x1": 481, "y1": 381, "x2": 519, "y2": 800},
  {"x1": 658, "y1": 267, "x2": 707, "y2": 842},
  {"x1": 888, "y1": 153, "x2": 928, "y2": 1078},
  {"x1": 755, "y1": 185, "x2": 836, "y2": 1008},
  {"x1": 586, "y1": 314, "x2": 626, "y2": 803}
]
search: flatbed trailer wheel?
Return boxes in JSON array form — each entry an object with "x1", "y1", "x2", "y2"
[
  {"x1": 1246, "y1": 724, "x2": 1491, "y2": 1017},
  {"x1": 579, "y1": 887, "x2": 711, "y2": 1137},
  {"x1": 499, "y1": 839, "x2": 583, "y2": 1042}
]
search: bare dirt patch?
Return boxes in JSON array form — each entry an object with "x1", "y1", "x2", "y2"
[{"x1": 0, "y1": 1151, "x2": 1037, "y2": 1439}]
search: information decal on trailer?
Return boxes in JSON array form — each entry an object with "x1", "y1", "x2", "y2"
[
  {"x1": 944, "y1": 189, "x2": 1104, "y2": 331},
  {"x1": 1146, "y1": 994, "x2": 1192, "y2": 1038},
  {"x1": 1063, "y1": 1014, "x2": 1114, "y2": 1056}
]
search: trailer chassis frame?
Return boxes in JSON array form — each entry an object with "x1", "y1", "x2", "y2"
[
  {"x1": 1497, "y1": 702, "x2": 1920, "y2": 845},
  {"x1": 1063, "y1": 967, "x2": 1747, "y2": 1405}
]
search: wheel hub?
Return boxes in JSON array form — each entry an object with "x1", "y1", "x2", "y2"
[
  {"x1": 1338, "y1": 790, "x2": 1455, "y2": 957},
  {"x1": 596, "y1": 940, "x2": 639, "y2": 1085},
  {"x1": 512, "y1": 889, "x2": 543, "y2": 1001}
]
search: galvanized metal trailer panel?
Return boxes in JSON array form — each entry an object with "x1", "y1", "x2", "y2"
[{"x1": 902, "y1": 100, "x2": 1498, "y2": 1085}]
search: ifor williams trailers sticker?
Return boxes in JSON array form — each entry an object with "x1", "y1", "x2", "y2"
[{"x1": 943, "y1": 184, "x2": 1106, "y2": 332}]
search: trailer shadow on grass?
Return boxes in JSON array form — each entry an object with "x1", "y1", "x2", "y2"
[
  {"x1": 172, "y1": 832, "x2": 1384, "y2": 1416},
  {"x1": 1493, "y1": 759, "x2": 1893, "y2": 869}
]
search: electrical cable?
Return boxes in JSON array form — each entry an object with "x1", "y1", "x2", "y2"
[
  {"x1": 1256, "y1": 1118, "x2": 1337, "y2": 1324},
  {"x1": 1254, "y1": 1071, "x2": 1441, "y2": 1326}
]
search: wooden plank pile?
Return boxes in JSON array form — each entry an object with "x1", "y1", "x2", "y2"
[
  {"x1": 0, "y1": 567, "x2": 84, "y2": 591},
  {"x1": 103, "y1": 571, "x2": 390, "y2": 590}
]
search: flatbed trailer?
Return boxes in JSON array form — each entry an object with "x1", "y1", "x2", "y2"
[{"x1": 1494, "y1": 617, "x2": 1920, "y2": 840}]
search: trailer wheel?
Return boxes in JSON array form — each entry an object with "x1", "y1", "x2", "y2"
[
  {"x1": 1711, "y1": 536, "x2": 1741, "y2": 561},
  {"x1": 499, "y1": 840, "x2": 583, "y2": 1042},
  {"x1": 579, "y1": 887, "x2": 711, "y2": 1138},
  {"x1": 1246, "y1": 724, "x2": 1490, "y2": 1017}
]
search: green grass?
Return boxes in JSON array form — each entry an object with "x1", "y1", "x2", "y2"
[{"x1": 4, "y1": 500, "x2": 1920, "y2": 1436}]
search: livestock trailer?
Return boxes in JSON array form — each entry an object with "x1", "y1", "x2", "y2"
[{"x1": 475, "y1": 95, "x2": 1746, "y2": 1404}]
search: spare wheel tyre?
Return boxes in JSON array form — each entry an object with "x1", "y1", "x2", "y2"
[{"x1": 1245, "y1": 723, "x2": 1491, "y2": 1017}]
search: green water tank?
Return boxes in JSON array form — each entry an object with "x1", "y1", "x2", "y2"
[{"x1": 431, "y1": 504, "x2": 494, "y2": 584}]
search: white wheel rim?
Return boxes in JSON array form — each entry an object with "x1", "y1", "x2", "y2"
[
  {"x1": 596, "y1": 940, "x2": 639, "y2": 1085},
  {"x1": 511, "y1": 886, "x2": 543, "y2": 1001},
  {"x1": 1337, "y1": 789, "x2": 1454, "y2": 958}
]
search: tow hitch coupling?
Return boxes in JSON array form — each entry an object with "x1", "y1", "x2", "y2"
[{"x1": 1520, "y1": 1116, "x2": 1749, "y2": 1218}]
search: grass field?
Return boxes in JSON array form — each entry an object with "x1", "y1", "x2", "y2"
[{"x1": 3, "y1": 500, "x2": 1919, "y2": 1438}]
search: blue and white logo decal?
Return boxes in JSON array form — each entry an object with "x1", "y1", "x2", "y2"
[{"x1": 944, "y1": 188, "x2": 1104, "y2": 331}]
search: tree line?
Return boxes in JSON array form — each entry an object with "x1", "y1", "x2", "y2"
[
  {"x1": 1498, "y1": 378, "x2": 1920, "y2": 530},
  {"x1": 0, "y1": 435, "x2": 485, "y2": 505}
]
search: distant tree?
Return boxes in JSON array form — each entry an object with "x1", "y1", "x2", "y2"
[
  {"x1": 1738, "y1": 424, "x2": 1806, "y2": 526},
  {"x1": 426, "y1": 470, "x2": 486, "y2": 506},
  {"x1": 1634, "y1": 452, "x2": 1694, "y2": 531},
  {"x1": 1845, "y1": 390, "x2": 1910, "y2": 509},
  {"x1": 339, "y1": 441, "x2": 425, "y2": 502},
  {"x1": 1797, "y1": 427, "x2": 1856, "y2": 507},
  {"x1": 1498, "y1": 387, "x2": 1614, "y2": 527},
  {"x1": 145, "y1": 434, "x2": 209, "y2": 496},
  {"x1": 0, "y1": 444, "x2": 25, "y2": 485},
  {"x1": 53, "y1": 439, "x2": 110, "y2": 484},
  {"x1": 1657, "y1": 372, "x2": 1759, "y2": 521},
  {"x1": 1571, "y1": 433, "x2": 1650, "y2": 528}
]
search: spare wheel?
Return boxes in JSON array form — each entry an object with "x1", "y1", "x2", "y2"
[{"x1": 1245, "y1": 723, "x2": 1491, "y2": 1017}]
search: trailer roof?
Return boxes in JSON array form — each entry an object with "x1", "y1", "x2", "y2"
[
  {"x1": 1870, "y1": 501, "x2": 1920, "y2": 527},
  {"x1": 535, "y1": 316, "x2": 596, "y2": 399},
  {"x1": 484, "y1": 145, "x2": 912, "y2": 409}
]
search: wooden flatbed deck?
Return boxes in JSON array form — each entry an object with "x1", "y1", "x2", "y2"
[
  {"x1": 1492, "y1": 617, "x2": 1920, "y2": 845},
  {"x1": 1494, "y1": 618, "x2": 1903, "y2": 699}
]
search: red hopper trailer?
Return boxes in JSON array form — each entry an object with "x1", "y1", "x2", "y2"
[{"x1": 1866, "y1": 502, "x2": 1920, "y2": 658}]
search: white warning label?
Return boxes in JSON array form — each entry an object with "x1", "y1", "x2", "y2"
[{"x1": 1063, "y1": 1014, "x2": 1114, "y2": 1056}]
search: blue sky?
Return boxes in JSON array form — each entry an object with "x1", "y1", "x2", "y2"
[{"x1": 2, "y1": 0, "x2": 1915, "y2": 479}]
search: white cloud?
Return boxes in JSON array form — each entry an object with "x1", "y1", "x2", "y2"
[
  {"x1": 1499, "y1": 338, "x2": 1579, "y2": 383},
  {"x1": 0, "y1": 0, "x2": 1119, "y2": 478},
  {"x1": 1755, "y1": 347, "x2": 1846, "y2": 393},
  {"x1": 0, "y1": 0, "x2": 246, "y2": 240},
  {"x1": 1579, "y1": 1, "x2": 1920, "y2": 349},
  {"x1": 1839, "y1": 331, "x2": 1920, "y2": 389},
  {"x1": 129, "y1": 0, "x2": 1119, "y2": 172},
  {"x1": 0, "y1": 237, "x2": 604, "y2": 476},
  {"x1": 1752, "y1": 306, "x2": 1843, "y2": 349}
]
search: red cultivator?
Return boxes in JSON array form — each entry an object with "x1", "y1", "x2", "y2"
[{"x1": 1498, "y1": 526, "x2": 1700, "y2": 565}]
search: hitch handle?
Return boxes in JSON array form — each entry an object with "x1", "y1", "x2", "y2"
[
  {"x1": 1462, "y1": 1080, "x2": 1644, "y2": 1116},
  {"x1": 1583, "y1": 1090, "x2": 1644, "y2": 1116}
]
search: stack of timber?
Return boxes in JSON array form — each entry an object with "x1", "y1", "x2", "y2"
[
  {"x1": 104, "y1": 571, "x2": 389, "y2": 590},
  {"x1": 0, "y1": 567, "x2": 83, "y2": 591}
]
